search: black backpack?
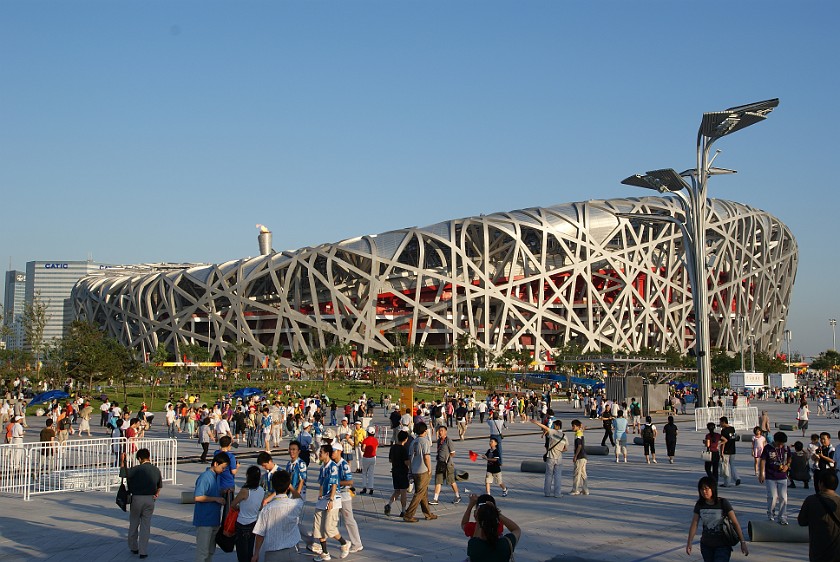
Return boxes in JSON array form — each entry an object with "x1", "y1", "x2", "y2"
[{"x1": 642, "y1": 424, "x2": 654, "y2": 441}]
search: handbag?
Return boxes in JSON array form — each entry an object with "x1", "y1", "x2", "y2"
[
  {"x1": 701, "y1": 449, "x2": 713, "y2": 462},
  {"x1": 222, "y1": 507, "x2": 238, "y2": 537},
  {"x1": 116, "y1": 478, "x2": 132, "y2": 511},
  {"x1": 720, "y1": 516, "x2": 741, "y2": 547}
]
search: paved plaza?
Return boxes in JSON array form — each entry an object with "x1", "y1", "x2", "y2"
[{"x1": 1, "y1": 396, "x2": 833, "y2": 561}]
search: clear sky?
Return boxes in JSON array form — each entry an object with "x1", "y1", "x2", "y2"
[{"x1": 2, "y1": 1, "x2": 838, "y2": 359}]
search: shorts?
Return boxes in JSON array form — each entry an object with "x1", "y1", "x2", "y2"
[
  {"x1": 485, "y1": 471, "x2": 504, "y2": 486},
  {"x1": 313, "y1": 507, "x2": 340, "y2": 539},
  {"x1": 797, "y1": 420, "x2": 808, "y2": 430},
  {"x1": 435, "y1": 462, "x2": 455, "y2": 485}
]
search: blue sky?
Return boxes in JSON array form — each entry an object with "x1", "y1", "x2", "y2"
[{"x1": 2, "y1": 1, "x2": 838, "y2": 359}]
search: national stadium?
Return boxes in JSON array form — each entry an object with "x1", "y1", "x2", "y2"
[{"x1": 72, "y1": 196, "x2": 797, "y2": 370}]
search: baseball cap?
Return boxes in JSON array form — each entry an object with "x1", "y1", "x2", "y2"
[
  {"x1": 354, "y1": 420, "x2": 362, "y2": 425},
  {"x1": 367, "y1": 426, "x2": 376, "y2": 434},
  {"x1": 322, "y1": 428, "x2": 335, "y2": 441},
  {"x1": 302, "y1": 421, "x2": 312, "y2": 428}
]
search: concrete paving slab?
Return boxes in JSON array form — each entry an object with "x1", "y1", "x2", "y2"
[{"x1": 1, "y1": 397, "x2": 832, "y2": 561}]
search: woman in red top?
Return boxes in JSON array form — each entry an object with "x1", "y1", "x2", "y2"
[
  {"x1": 360, "y1": 426, "x2": 379, "y2": 495},
  {"x1": 704, "y1": 422, "x2": 722, "y2": 482}
]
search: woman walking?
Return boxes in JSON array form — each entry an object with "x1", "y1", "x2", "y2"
[
  {"x1": 230, "y1": 465, "x2": 265, "y2": 562},
  {"x1": 704, "y1": 422, "x2": 722, "y2": 482},
  {"x1": 686, "y1": 476, "x2": 748, "y2": 561}
]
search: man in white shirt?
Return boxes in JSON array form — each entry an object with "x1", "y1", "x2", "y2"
[
  {"x1": 251, "y1": 469, "x2": 304, "y2": 561},
  {"x1": 216, "y1": 416, "x2": 232, "y2": 441}
]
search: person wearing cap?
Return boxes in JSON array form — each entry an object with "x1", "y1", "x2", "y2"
[
  {"x1": 352, "y1": 420, "x2": 365, "y2": 473},
  {"x1": 360, "y1": 426, "x2": 378, "y2": 495},
  {"x1": 530, "y1": 418, "x2": 567, "y2": 498}
]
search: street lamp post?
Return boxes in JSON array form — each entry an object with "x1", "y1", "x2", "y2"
[
  {"x1": 830, "y1": 318, "x2": 836, "y2": 351},
  {"x1": 784, "y1": 329, "x2": 792, "y2": 373},
  {"x1": 621, "y1": 99, "x2": 779, "y2": 407}
]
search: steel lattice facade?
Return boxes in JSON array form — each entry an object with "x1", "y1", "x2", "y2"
[{"x1": 72, "y1": 196, "x2": 797, "y2": 369}]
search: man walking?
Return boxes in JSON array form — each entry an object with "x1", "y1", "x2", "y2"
[
  {"x1": 193, "y1": 453, "x2": 230, "y2": 562},
  {"x1": 404, "y1": 422, "x2": 437, "y2": 522},
  {"x1": 125, "y1": 448, "x2": 163, "y2": 559},
  {"x1": 759, "y1": 431, "x2": 792, "y2": 525},
  {"x1": 430, "y1": 425, "x2": 461, "y2": 505},
  {"x1": 719, "y1": 416, "x2": 741, "y2": 486}
]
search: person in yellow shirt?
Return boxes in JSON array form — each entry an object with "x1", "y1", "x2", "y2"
[{"x1": 353, "y1": 421, "x2": 366, "y2": 473}]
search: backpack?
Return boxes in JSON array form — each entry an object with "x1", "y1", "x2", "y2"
[
  {"x1": 642, "y1": 424, "x2": 654, "y2": 441},
  {"x1": 631, "y1": 403, "x2": 641, "y2": 416}
]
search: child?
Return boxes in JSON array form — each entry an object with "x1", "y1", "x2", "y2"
[
  {"x1": 570, "y1": 419, "x2": 589, "y2": 495},
  {"x1": 788, "y1": 441, "x2": 810, "y2": 488},
  {"x1": 751, "y1": 426, "x2": 766, "y2": 476},
  {"x1": 482, "y1": 437, "x2": 508, "y2": 497}
]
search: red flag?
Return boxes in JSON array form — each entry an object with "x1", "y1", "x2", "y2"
[{"x1": 469, "y1": 450, "x2": 478, "y2": 462}]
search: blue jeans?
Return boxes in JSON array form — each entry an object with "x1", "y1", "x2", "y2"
[
  {"x1": 765, "y1": 478, "x2": 788, "y2": 522},
  {"x1": 700, "y1": 543, "x2": 732, "y2": 562}
]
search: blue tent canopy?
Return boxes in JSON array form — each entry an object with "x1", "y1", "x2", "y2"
[
  {"x1": 29, "y1": 390, "x2": 70, "y2": 405},
  {"x1": 232, "y1": 387, "x2": 262, "y2": 399}
]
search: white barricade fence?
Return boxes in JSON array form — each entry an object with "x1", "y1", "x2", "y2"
[
  {"x1": 728, "y1": 407, "x2": 759, "y2": 431},
  {"x1": 694, "y1": 407, "x2": 725, "y2": 431},
  {"x1": 0, "y1": 437, "x2": 177, "y2": 500},
  {"x1": 695, "y1": 407, "x2": 759, "y2": 431}
]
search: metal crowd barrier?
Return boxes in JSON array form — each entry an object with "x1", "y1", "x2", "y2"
[
  {"x1": 694, "y1": 407, "x2": 758, "y2": 431},
  {"x1": 0, "y1": 437, "x2": 177, "y2": 500}
]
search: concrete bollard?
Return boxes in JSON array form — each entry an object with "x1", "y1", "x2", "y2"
[
  {"x1": 181, "y1": 492, "x2": 195, "y2": 504},
  {"x1": 455, "y1": 470, "x2": 469, "y2": 481},
  {"x1": 748, "y1": 520, "x2": 808, "y2": 542},
  {"x1": 775, "y1": 424, "x2": 794, "y2": 431},
  {"x1": 633, "y1": 437, "x2": 644, "y2": 446},
  {"x1": 585, "y1": 445, "x2": 609, "y2": 456},
  {"x1": 521, "y1": 460, "x2": 546, "y2": 473}
]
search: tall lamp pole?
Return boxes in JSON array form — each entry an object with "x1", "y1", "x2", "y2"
[
  {"x1": 783, "y1": 329, "x2": 792, "y2": 373},
  {"x1": 621, "y1": 98, "x2": 779, "y2": 407},
  {"x1": 830, "y1": 318, "x2": 837, "y2": 351}
]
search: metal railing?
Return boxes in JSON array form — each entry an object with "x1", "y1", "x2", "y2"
[
  {"x1": 694, "y1": 407, "x2": 758, "y2": 432},
  {"x1": 0, "y1": 437, "x2": 177, "y2": 500}
]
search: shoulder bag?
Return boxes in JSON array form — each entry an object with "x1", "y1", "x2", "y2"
[
  {"x1": 720, "y1": 516, "x2": 740, "y2": 546},
  {"x1": 504, "y1": 535, "x2": 516, "y2": 562}
]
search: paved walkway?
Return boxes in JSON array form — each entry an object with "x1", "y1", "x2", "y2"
[{"x1": 1, "y1": 397, "x2": 833, "y2": 561}]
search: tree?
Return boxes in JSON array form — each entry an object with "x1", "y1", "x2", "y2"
[
  {"x1": 60, "y1": 321, "x2": 113, "y2": 392},
  {"x1": 22, "y1": 291, "x2": 49, "y2": 373},
  {"x1": 291, "y1": 350, "x2": 309, "y2": 373},
  {"x1": 810, "y1": 349, "x2": 840, "y2": 371}
]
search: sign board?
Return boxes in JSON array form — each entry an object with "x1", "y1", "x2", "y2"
[{"x1": 399, "y1": 387, "x2": 414, "y2": 415}]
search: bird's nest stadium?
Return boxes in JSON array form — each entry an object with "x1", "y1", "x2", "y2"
[{"x1": 72, "y1": 196, "x2": 797, "y2": 370}]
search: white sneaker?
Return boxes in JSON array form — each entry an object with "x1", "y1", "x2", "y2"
[
  {"x1": 314, "y1": 554, "x2": 332, "y2": 561},
  {"x1": 340, "y1": 543, "x2": 351, "y2": 558},
  {"x1": 308, "y1": 543, "x2": 323, "y2": 554},
  {"x1": 349, "y1": 545, "x2": 364, "y2": 553}
]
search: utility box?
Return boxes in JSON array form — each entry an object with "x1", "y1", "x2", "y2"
[
  {"x1": 768, "y1": 373, "x2": 797, "y2": 389},
  {"x1": 729, "y1": 371, "x2": 765, "y2": 391}
]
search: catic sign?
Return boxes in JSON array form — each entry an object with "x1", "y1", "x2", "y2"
[{"x1": 43, "y1": 263, "x2": 69, "y2": 269}]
